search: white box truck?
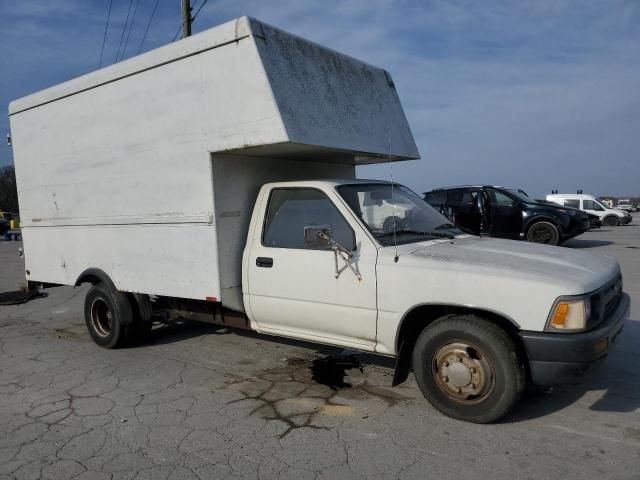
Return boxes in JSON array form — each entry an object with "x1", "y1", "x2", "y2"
[{"x1": 9, "y1": 17, "x2": 629, "y2": 423}]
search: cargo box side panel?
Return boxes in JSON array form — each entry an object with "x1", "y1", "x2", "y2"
[
  {"x1": 9, "y1": 34, "x2": 286, "y2": 299},
  {"x1": 23, "y1": 223, "x2": 220, "y2": 300},
  {"x1": 212, "y1": 154, "x2": 354, "y2": 312},
  {"x1": 10, "y1": 36, "x2": 285, "y2": 226}
]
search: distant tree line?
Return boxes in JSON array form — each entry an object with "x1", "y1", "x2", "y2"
[{"x1": 0, "y1": 166, "x2": 18, "y2": 213}]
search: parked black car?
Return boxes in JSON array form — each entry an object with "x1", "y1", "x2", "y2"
[{"x1": 424, "y1": 186, "x2": 591, "y2": 245}]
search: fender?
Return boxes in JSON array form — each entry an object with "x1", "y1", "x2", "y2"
[
  {"x1": 75, "y1": 268, "x2": 140, "y2": 326},
  {"x1": 75, "y1": 268, "x2": 116, "y2": 290},
  {"x1": 391, "y1": 303, "x2": 522, "y2": 387},
  {"x1": 523, "y1": 214, "x2": 561, "y2": 233}
]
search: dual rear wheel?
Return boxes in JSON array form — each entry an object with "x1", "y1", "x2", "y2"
[{"x1": 84, "y1": 283, "x2": 151, "y2": 348}]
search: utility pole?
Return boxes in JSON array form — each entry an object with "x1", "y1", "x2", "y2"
[{"x1": 181, "y1": 0, "x2": 192, "y2": 38}]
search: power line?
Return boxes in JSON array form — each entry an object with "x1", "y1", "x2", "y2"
[
  {"x1": 120, "y1": 0, "x2": 141, "y2": 61},
  {"x1": 115, "y1": 0, "x2": 135, "y2": 63},
  {"x1": 172, "y1": 0, "x2": 210, "y2": 42},
  {"x1": 191, "y1": 0, "x2": 210, "y2": 22},
  {"x1": 171, "y1": 24, "x2": 182, "y2": 42},
  {"x1": 98, "y1": 0, "x2": 114, "y2": 68},
  {"x1": 137, "y1": 0, "x2": 161, "y2": 54}
]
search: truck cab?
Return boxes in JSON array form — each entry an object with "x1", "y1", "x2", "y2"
[{"x1": 242, "y1": 180, "x2": 629, "y2": 423}]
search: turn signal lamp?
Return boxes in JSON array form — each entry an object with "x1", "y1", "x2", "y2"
[{"x1": 548, "y1": 299, "x2": 588, "y2": 331}]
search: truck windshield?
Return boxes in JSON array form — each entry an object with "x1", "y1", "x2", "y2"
[{"x1": 337, "y1": 183, "x2": 462, "y2": 245}]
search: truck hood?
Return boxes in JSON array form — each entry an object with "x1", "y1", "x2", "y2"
[{"x1": 399, "y1": 236, "x2": 619, "y2": 294}]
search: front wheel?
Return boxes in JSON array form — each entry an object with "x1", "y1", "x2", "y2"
[
  {"x1": 412, "y1": 315, "x2": 525, "y2": 423},
  {"x1": 603, "y1": 215, "x2": 620, "y2": 227},
  {"x1": 526, "y1": 221, "x2": 559, "y2": 245}
]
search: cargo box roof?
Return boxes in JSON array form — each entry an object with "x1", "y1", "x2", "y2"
[{"x1": 9, "y1": 16, "x2": 419, "y2": 164}]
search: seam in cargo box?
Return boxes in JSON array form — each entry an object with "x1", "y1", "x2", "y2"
[{"x1": 9, "y1": 35, "x2": 252, "y2": 116}]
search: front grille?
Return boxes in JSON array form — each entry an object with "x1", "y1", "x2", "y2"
[{"x1": 589, "y1": 275, "x2": 623, "y2": 329}]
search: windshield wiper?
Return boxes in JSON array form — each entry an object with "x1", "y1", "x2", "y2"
[{"x1": 434, "y1": 223, "x2": 458, "y2": 230}]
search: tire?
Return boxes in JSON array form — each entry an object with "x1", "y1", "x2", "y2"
[
  {"x1": 526, "y1": 221, "x2": 559, "y2": 245},
  {"x1": 84, "y1": 283, "x2": 133, "y2": 348},
  {"x1": 603, "y1": 216, "x2": 619, "y2": 227},
  {"x1": 127, "y1": 293, "x2": 153, "y2": 342},
  {"x1": 412, "y1": 315, "x2": 525, "y2": 423}
]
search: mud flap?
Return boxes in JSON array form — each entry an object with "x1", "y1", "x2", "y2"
[{"x1": 392, "y1": 339, "x2": 411, "y2": 386}]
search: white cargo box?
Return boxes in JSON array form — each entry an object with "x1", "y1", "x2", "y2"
[{"x1": 9, "y1": 16, "x2": 418, "y2": 310}]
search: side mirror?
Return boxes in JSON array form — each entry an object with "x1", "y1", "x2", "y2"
[{"x1": 304, "y1": 224, "x2": 333, "y2": 248}]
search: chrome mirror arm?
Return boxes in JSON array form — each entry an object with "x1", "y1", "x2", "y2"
[{"x1": 317, "y1": 232, "x2": 361, "y2": 281}]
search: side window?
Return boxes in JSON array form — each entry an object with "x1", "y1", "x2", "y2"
[
  {"x1": 447, "y1": 189, "x2": 467, "y2": 203},
  {"x1": 424, "y1": 191, "x2": 446, "y2": 206},
  {"x1": 263, "y1": 188, "x2": 355, "y2": 250},
  {"x1": 582, "y1": 199, "x2": 604, "y2": 211},
  {"x1": 564, "y1": 199, "x2": 580, "y2": 209},
  {"x1": 488, "y1": 189, "x2": 516, "y2": 207}
]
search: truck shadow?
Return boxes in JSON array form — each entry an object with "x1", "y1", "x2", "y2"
[
  {"x1": 563, "y1": 239, "x2": 614, "y2": 249},
  {"x1": 146, "y1": 318, "x2": 397, "y2": 371},
  {"x1": 507, "y1": 319, "x2": 640, "y2": 422},
  {"x1": 145, "y1": 317, "x2": 640, "y2": 423}
]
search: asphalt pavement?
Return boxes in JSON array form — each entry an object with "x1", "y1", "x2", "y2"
[{"x1": 0, "y1": 224, "x2": 639, "y2": 480}]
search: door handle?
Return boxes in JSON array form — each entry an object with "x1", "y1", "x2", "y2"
[{"x1": 256, "y1": 257, "x2": 273, "y2": 268}]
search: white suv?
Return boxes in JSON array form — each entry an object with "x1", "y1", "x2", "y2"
[
  {"x1": 546, "y1": 193, "x2": 632, "y2": 226},
  {"x1": 617, "y1": 199, "x2": 634, "y2": 213}
]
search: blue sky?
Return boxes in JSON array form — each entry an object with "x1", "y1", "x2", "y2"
[{"x1": 1, "y1": 0, "x2": 639, "y2": 197}]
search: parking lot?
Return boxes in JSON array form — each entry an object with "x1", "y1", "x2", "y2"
[{"x1": 0, "y1": 225, "x2": 639, "y2": 480}]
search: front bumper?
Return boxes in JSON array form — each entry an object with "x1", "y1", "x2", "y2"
[
  {"x1": 621, "y1": 215, "x2": 632, "y2": 225},
  {"x1": 520, "y1": 293, "x2": 630, "y2": 385},
  {"x1": 561, "y1": 217, "x2": 591, "y2": 240}
]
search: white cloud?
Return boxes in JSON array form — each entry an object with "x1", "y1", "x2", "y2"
[{"x1": 1, "y1": 0, "x2": 639, "y2": 195}]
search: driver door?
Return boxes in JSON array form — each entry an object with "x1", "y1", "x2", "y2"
[
  {"x1": 245, "y1": 187, "x2": 378, "y2": 349},
  {"x1": 484, "y1": 188, "x2": 522, "y2": 239}
]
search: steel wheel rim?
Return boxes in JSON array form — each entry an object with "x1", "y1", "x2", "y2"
[
  {"x1": 90, "y1": 298, "x2": 113, "y2": 337},
  {"x1": 432, "y1": 341, "x2": 495, "y2": 404}
]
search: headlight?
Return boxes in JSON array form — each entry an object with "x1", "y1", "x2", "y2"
[{"x1": 546, "y1": 298, "x2": 590, "y2": 331}]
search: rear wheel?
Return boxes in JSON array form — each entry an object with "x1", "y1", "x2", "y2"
[
  {"x1": 412, "y1": 315, "x2": 525, "y2": 423},
  {"x1": 603, "y1": 215, "x2": 619, "y2": 227},
  {"x1": 526, "y1": 221, "x2": 559, "y2": 245},
  {"x1": 84, "y1": 283, "x2": 133, "y2": 348}
]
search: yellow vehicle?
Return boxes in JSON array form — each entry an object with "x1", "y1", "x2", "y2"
[{"x1": 0, "y1": 211, "x2": 19, "y2": 230}]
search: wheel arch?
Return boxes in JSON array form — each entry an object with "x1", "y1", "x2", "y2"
[
  {"x1": 523, "y1": 215, "x2": 561, "y2": 234},
  {"x1": 75, "y1": 268, "x2": 116, "y2": 290},
  {"x1": 392, "y1": 303, "x2": 527, "y2": 386},
  {"x1": 75, "y1": 268, "x2": 150, "y2": 325}
]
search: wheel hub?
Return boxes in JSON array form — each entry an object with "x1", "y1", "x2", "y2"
[
  {"x1": 90, "y1": 298, "x2": 113, "y2": 338},
  {"x1": 445, "y1": 361, "x2": 472, "y2": 387},
  {"x1": 433, "y1": 342, "x2": 494, "y2": 402}
]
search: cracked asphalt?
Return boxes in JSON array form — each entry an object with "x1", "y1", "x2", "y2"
[{"x1": 0, "y1": 225, "x2": 639, "y2": 480}]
